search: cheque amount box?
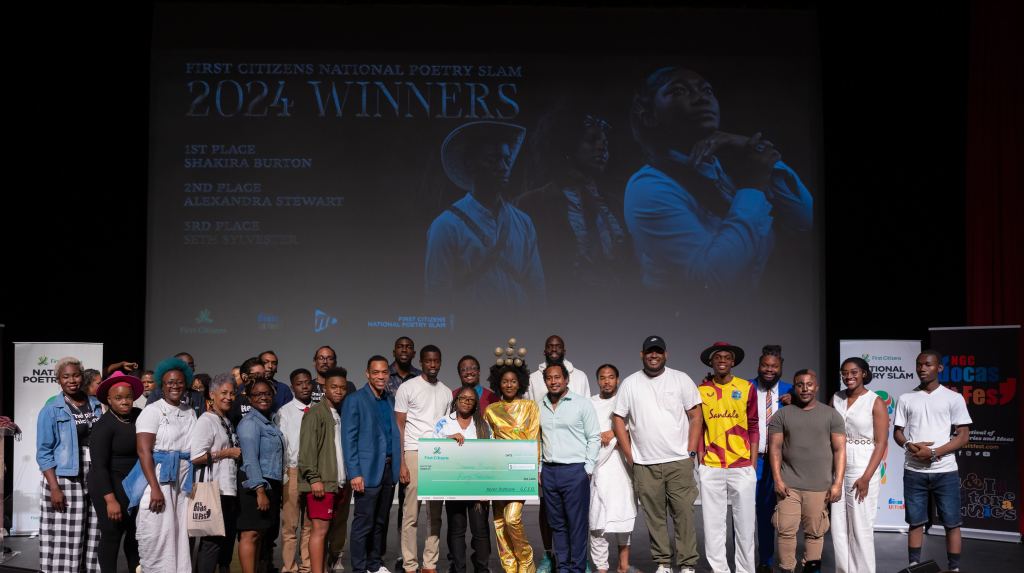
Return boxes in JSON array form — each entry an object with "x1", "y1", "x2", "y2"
[{"x1": 417, "y1": 438, "x2": 539, "y2": 500}]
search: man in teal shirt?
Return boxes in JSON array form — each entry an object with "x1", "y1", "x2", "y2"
[{"x1": 540, "y1": 363, "x2": 601, "y2": 573}]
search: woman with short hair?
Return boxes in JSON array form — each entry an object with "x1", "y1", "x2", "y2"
[
  {"x1": 191, "y1": 372, "x2": 243, "y2": 573},
  {"x1": 36, "y1": 356, "x2": 103, "y2": 572},
  {"x1": 237, "y1": 378, "x2": 285, "y2": 573}
]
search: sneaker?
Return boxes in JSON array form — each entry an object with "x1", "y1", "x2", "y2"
[
  {"x1": 537, "y1": 553, "x2": 554, "y2": 573},
  {"x1": 372, "y1": 567, "x2": 393, "y2": 573},
  {"x1": 677, "y1": 568, "x2": 694, "y2": 573},
  {"x1": 655, "y1": 565, "x2": 674, "y2": 573}
]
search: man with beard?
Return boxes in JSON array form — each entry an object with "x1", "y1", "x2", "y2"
[
  {"x1": 612, "y1": 336, "x2": 702, "y2": 573},
  {"x1": 395, "y1": 345, "x2": 453, "y2": 573},
  {"x1": 768, "y1": 370, "x2": 846, "y2": 573},
  {"x1": 262, "y1": 349, "x2": 295, "y2": 412},
  {"x1": 750, "y1": 345, "x2": 792, "y2": 573},
  {"x1": 452, "y1": 355, "x2": 498, "y2": 413},
  {"x1": 424, "y1": 120, "x2": 545, "y2": 309},
  {"x1": 387, "y1": 337, "x2": 422, "y2": 396},
  {"x1": 312, "y1": 346, "x2": 338, "y2": 404},
  {"x1": 526, "y1": 335, "x2": 590, "y2": 573},
  {"x1": 588, "y1": 365, "x2": 636, "y2": 573}
]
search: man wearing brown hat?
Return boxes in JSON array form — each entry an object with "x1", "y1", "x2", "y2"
[
  {"x1": 697, "y1": 341, "x2": 759, "y2": 573},
  {"x1": 424, "y1": 120, "x2": 545, "y2": 309},
  {"x1": 612, "y1": 336, "x2": 702, "y2": 573}
]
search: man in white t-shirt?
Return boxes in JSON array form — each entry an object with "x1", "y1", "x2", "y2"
[
  {"x1": 893, "y1": 350, "x2": 972, "y2": 572},
  {"x1": 274, "y1": 368, "x2": 316, "y2": 573},
  {"x1": 394, "y1": 345, "x2": 453, "y2": 573},
  {"x1": 525, "y1": 334, "x2": 590, "y2": 572},
  {"x1": 612, "y1": 336, "x2": 702, "y2": 573}
]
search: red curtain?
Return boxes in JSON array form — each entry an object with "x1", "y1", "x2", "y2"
[{"x1": 965, "y1": 0, "x2": 1023, "y2": 535}]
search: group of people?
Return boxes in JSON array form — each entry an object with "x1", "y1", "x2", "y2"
[{"x1": 35, "y1": 335, "x2": 971, "y2": 573}]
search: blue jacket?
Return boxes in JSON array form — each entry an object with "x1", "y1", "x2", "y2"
[
  {"x1": 36, "y1": 393, "x2": 103, "y2": 477},
  {"x1": 237, "y1": 409, "x2": 285, "y2": 490},
  {"x1": 342, "y1": 384, "x2": 401, "y2": 488}
]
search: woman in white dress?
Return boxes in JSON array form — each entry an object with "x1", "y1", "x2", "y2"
[{"x1": 831, "y1": 357, "x2": 889, "y2": 573}]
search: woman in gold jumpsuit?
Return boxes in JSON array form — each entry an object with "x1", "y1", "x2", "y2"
[{"x1": 483, "y1": 364, "x2": 540, "y2": 573}]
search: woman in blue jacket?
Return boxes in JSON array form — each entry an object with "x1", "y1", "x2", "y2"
[
  {"x1": 237, "y1": 377, "x2": 285, "y2": 573},
  {"x1": 36, "y1": 355, "x2": 104, "y2": 572}
]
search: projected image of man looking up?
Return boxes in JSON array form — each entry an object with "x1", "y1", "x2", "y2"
[{"x1": 625, "y1": 66, "x2": 813, "y2": 293}]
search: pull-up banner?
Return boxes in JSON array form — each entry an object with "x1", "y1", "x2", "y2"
[
  {"x1": 11, "y1": 342, "x2": 104, "y2": 535},
  {"x1": 928, "y1": 325, "x2": 1020, "y2": 542}
]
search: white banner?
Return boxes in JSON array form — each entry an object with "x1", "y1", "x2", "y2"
[
  {"x1": 839, "y1": 339, "x2": 921, "y2": 532},
  {"x1": 12, "y1": 342, "x2": 104, "y2": 535}
]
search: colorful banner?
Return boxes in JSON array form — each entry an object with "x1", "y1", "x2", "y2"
[
  {"x1": 929, "y1": 326, "x2": 1020, "y2": 542},
  {"x1": 11, "y1": 342, "x2": 104, "y2": 535},
  {"x1": 839, "y1": 339, "x2": 922, "y2": 532},
  {"x1": 417, "y1": 438, "x2": 539, "y2": 500}
]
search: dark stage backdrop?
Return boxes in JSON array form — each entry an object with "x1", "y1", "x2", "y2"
[{"x1": 145, "y1": 4, "x2": 823, "y2": 382}]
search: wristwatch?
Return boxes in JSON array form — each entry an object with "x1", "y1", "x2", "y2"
[
  {"x1": 688, "y1": 450, "x2": 697, "y2": 458},
  {"x1": 929, "y1": 448, "x2": 938, "y2": 463}
]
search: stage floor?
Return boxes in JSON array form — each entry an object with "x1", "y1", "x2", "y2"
[{"x1": 2, "y1": 506, "x2": 1021, "y2": 572}]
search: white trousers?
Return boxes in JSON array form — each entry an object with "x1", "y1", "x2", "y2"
[
  {"x1": 137, "y1": 482, "x2": 192, "y2": 573},
  {"x1": 698, "y1": 466, "x2": 756, "y2": 573},
  {"x1": 588, "y1": 531, "x2": 631, "y2": 570},
  {"x1": 831, "y1": 470, "x2": 880, "y2": 573}
]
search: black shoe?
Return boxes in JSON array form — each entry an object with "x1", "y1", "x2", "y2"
[
  {"x1": 757, "y1": 565, "x2": 772, "y2": 573},
  {"x1": 802, "y1": 561, "x2": 822, "y2": 573}
]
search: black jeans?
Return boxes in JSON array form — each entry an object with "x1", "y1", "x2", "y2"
[
  {"x1": 93, "y1": 498, "x2": 139, "y2": 573},
  {"x1": 351, "y1": 458, "x2": 397, "y2": 573},
  {"x1": 195, "y1": 495, "x2": 239, "y2": 573},
  {"x1": 446, "y1": 500, "x2": 491, "y2": 573}
]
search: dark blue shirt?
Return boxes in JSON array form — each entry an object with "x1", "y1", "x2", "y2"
[
  {"x1": 373, "y1": 388, "x2": 394, "y2": 456},
  {"x1": 386, "y1": 362, "x2": 421, "y2": 396},
  {"x1": 270, "y1": 379, "x2": 294, "y2": 412}
]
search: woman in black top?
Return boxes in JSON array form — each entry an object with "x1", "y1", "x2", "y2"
[{"x1": 88, "y1": 371, "x2": 145, "y2": 572}]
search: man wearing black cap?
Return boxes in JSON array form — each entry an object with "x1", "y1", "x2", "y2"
[
  {"x1": 696, "y1": 341, "x2": 759, "y2": 573},
  {"x1": 612, "y1": 336, "x2": 702, "y2": 573}
]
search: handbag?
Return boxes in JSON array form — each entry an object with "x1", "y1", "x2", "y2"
[{"x1": 187, "y1": 463, "x2": 225, "y2": 537}]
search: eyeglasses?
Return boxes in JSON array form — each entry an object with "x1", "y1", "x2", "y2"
[
  {"x1": 457, "y1": 397, "x2": 477, "y2": 404},
  {"x1": 315, "y1": 356, "x2": 336, "y2": 363},
  {"x1": 250, "y1": 391, "x2": 273, "y2": 398},
  {"x1": 583, "y1": 114, "x2": 611, "y2": 131}
]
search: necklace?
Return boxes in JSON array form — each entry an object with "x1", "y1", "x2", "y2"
[{"x1": 112, "y1": 411, "x2": 132, "y2": 425}]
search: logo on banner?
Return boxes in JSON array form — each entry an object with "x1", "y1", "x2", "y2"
[
  {"x1": 257, "y1": 312, "x2": 281, "y2": 331},
  {"x1": 940, "y1": 354, "x2": 1016, "y2": 406},
  {"x1": 314, "y1": 309, "x2": 339, "y2": 333},
  {"x1": 880, "y1": 461, "x2": 887, "y2": 485},
  {"x1": 887, "y1": 497, "x2": 905, "y2": 510},
  {"x1": 22, "y1": 355, "x2": 59, "y2": 383},
  {"x1": 875, "y1": 390, "x2": 896, "y2": 416},
  {"x1": 180, "y1": 309, "x2": 227, "y2": 335}
]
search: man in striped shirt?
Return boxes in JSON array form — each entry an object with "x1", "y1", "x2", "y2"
[{"x1": 697, "y1": 342, "x2": 758, "y2": 573}]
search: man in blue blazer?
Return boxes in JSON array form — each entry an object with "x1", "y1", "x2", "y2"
[{"x1": 344, "y1": 355, "x2": 403, "y2": 573}]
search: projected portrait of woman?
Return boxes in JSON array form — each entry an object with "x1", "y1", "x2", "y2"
[
  {"x1": 625, "y1": 66, "x2": 813, "y2": 293},
  {"x1": 517, "y1": 108, "x2": 633, "y2": 296}
]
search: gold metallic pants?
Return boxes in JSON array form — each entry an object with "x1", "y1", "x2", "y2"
[{"x1": 492, "y1": 501, "x2": 535, "y2": 573}]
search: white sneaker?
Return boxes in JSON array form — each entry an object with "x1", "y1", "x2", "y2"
[
  {"x1": 372, "y1": 567, "x2": 393, "y2": 573},
  {"x1": 655, "y1": 565, "x2": 673, "y2": 573},
  {"x1": 679, "y1": 568, "x2": 695, "y2": 573}
]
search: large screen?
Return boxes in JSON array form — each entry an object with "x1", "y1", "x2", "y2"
[{"x1": 146, "y1": 5, "x2": 823, "y2": 387}]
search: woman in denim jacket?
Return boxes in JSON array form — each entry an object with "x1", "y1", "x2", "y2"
[
  {"x1": 237, "y1": 377, "x2": 285, "y2": 573},
  {"x1": 36, "y1": 355, "x2": 104, "y2": 572}
]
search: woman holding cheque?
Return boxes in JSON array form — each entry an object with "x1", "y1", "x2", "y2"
[{"x1": 433, "y1": 386, "x2": 493, "y2": 573}]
